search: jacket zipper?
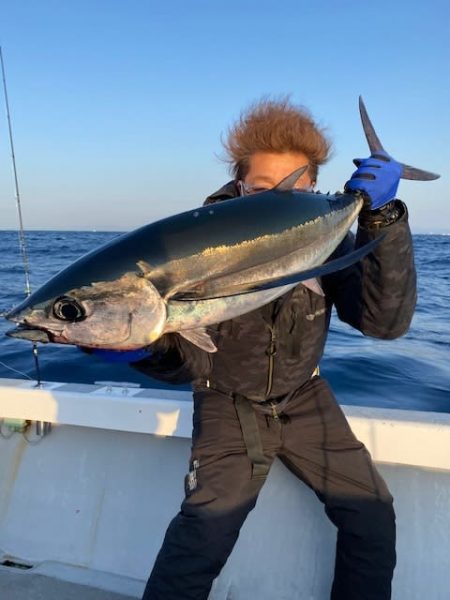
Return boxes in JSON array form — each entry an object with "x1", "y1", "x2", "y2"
[{"x1": 265, "y1": 325, "x2": 277, "y2": 398}]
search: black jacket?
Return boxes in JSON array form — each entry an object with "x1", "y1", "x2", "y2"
[{"x1": 133, "y1": 183, "x2": 416, "y2": 401}]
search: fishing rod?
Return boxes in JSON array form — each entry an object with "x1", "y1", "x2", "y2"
[{"x1": 0, "y1": 46, "x2": 42, "y2": 389}]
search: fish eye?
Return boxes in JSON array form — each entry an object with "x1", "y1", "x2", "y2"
[{"x1": 53, "y1": 296, "x2": 86, "y2": 322}]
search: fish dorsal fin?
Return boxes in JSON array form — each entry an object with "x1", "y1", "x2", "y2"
[
  {"x1": 273, "y1": 165, "x2": 308, "y2": 191},
  {"x1": 179, "y1": 327, "x2": 217, "y2": 353},
  {"x1": 359, "y1": 96, "x2": 440, "y2": 181},
  {"x1": 301, "y1": 278, "x2": 324, "y2": 296}
]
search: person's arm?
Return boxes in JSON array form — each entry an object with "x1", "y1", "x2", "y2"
[
  {"x1": 83, "y1": 333, "x2": 212, "y2": 385},
  {"x1": 322, "y1": 153, "x2": 416, "y2": 339},
  {"x1": 131, "y1": 333, "x2": 212, "y2": 384}
]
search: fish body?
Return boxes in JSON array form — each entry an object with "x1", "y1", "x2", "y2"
[{"x1": 6, "y1": 190, "x2": 363, "y2": 351}]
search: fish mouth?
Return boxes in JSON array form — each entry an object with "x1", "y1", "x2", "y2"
[
  {"x1": 5, "y1": 299, "x2": 32, "y2": 322},
  {"x1": 6, "y1": 323, "x2": 67, "y2": 344}
]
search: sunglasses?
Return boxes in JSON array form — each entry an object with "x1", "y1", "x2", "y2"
[{"x1": 237, "y1": 181, "x2": 314, "y2": 196}]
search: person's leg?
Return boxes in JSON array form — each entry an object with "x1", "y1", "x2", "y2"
[
  {"x1": 279, "y1": 377, "x2": 396, "y2": 600},
  {"x1": 142, "y1": 389, "x2": 279, "y2": 600}
]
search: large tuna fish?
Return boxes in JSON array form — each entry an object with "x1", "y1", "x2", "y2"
[{"x1": 5, "y1": 98, "x2": 439, "y2": 352}]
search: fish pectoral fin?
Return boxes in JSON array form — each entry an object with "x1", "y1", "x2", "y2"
[
  {"x1": 173, "y1": 237, "x2": 383, "y2": 300},
  {"x1": 179, "y1": 328, "x2": 217, "y2": 353}
]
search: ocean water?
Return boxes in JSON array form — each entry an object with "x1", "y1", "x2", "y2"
[{"x1": 0, "y1": 231, "x2": 449, "y2": 413}]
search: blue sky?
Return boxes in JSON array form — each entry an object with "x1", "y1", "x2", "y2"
[{"x1": 0, "y1": 0, "x2": 448, "y2": 232}]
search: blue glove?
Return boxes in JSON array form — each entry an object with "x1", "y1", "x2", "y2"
[
  {"x1": 79, "y1": 347, "x2": 153, "y2": 363},
  {"x1": 344, "y1": 151, "x2": 402, "y2": 210}
]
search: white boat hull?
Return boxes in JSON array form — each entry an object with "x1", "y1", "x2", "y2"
[{"x1": 1, "y1": 379, "x2": 449, "y2": 599}]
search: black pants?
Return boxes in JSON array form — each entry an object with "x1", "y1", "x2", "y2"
[{"x1": 142, "y1": 377, "x2": 396, "y2": 600}]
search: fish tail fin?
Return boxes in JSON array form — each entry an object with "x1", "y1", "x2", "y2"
[{"x1": 359, "y1": 96, "x2": 440, "y2": 181}]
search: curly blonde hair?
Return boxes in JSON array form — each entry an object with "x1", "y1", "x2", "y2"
[{"x1": 223, "y1": 97, "x2": 332, "y2": 183}]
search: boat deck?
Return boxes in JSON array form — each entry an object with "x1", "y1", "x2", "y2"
[{"x1": 0, "y1": 570, "x2": 136, "y2": 599}]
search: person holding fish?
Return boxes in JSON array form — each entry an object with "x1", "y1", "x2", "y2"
[
  {"x1": 6, "y1": 97, "x2": 439, "y2": 599},
  {"x1": 132, "y1": 98, "x2": 423, "y2": 600}
]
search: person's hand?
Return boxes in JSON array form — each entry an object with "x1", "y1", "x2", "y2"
[
  {"x1": 78, "y1": 346, "x2": 153, "y2": 363},
  {"x1": 344, "y1": 151, "x2": 402, "y2": 210}
]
